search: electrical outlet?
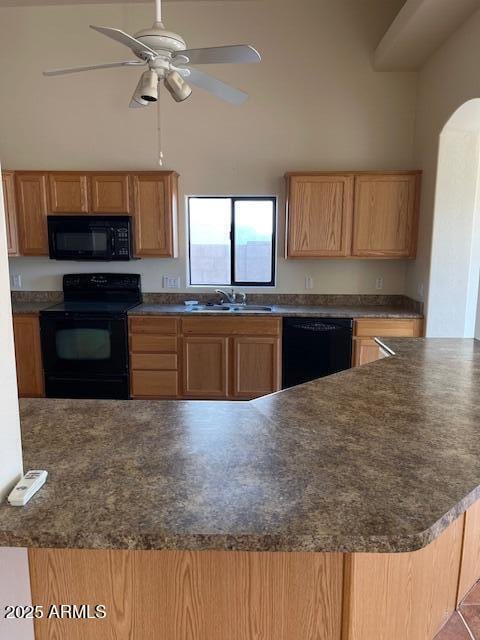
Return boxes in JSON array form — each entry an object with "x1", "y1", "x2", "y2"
[
  {"x1": 10, "y1": 273, "x2": 22, "y2": 289},
  {"x1": 162, "y1": 276, "x2": 180, "y2": 289},
  {"x1": 305, "y1": 275, "x2": 313, "y2": 290},
  {"x1": 375, "y1": 276, "x2": 384, "y2": 291}
]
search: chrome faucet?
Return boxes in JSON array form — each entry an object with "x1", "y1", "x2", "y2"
[{"x1": 215, "y1": 289, "x2": 246, "y2": 305}]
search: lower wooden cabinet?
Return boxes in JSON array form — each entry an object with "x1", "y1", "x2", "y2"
[
  {"x1": 129, "y1": 316, "x2": 180, "y2": 399},
  {"x1": 352, "y1": 318, "x2": 423, "y2": 367},
  {"x1": 183, "y1": 336, "x2": 229, "y2": 398},
  {"x1": 232, "y1": 336, "x2": 281, "y2": 398},
  {"x1": 129, "y1": 315, "x2": 282, "y2": 400},
  {"x1": 13, "y1": 314, "x2": 44, "y2": 397}
]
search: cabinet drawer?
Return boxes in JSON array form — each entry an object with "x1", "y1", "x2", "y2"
[
  {"x1": 129, "y1": 316, "x2": 179, "y2": 335},
  {"x1": 182, "y1": 317, "x2": 282, "y2": 336},
  {"x1": 354, "y1": 318, "x2": 423, "y2": 338},
  {"x1": 131, "y1": 353, "x2": 177, "y2": 370},
  {"x1": 131, "y1": 370, "x2": 178, "y2": 398},
  {"x1": 130, "y1": 335, "x2": 178, "y2": 353}
]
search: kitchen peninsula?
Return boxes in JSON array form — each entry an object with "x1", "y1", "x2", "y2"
[{"x1": 1, "y1": 338, "x2": 479, "y2": 639}]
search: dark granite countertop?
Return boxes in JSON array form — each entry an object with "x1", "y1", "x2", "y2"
[
  {"x1": 0, "y1": 338, "x2": 479, "y2": 554},
  {"x1": 129, "y1": 303, "x2": 423, "y2": 318},
  {"x1": 11, "y1": 301, "x2": 54, "y2": 314}
]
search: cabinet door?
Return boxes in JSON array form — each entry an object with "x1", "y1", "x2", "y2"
[
  {"x1": 13, "y1": 314, "x2": 44, "y2": 397},
  {"x1": 131, "y1": 173, "x2": 178, "y2": 257},
  {"x1": 2, "y1": 171, "x2": 19, "y2": 255},
  {"x1": 16, "y1": 173, "x2": 49, "y2": 255},
  {"x1": 232, "y1": 336, "x2": 281, "y2": 399},
  {"x1": 353, "y1": 338, "x2": 381, "y2": 367},
  {"x1": 90, "y1": 174, "x2": 131, "y2": 214},
  {"x1": 49, "y1": 173, "x2": 89, "y2": 213},
  {"x1": 183, "y1": 336, "x2": 228, "y2": 398},
  {"x1": 286, "y1": 175, "x2": 354, "y2": 257},
  {"x1": 352, "y1": 174, "x2": 419, "y2": 258}
]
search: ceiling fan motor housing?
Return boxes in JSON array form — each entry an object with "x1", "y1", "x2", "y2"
[{"x1": 134, "y1": 23, "x2": 186, "y2": 56}]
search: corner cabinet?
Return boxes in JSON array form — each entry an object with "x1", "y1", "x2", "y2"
[
  {"x1": 131, "y1": 172, "x2": 178, "y2": 258},
  {"x1": 286, "y1": 171, "x2": 421, "y2": 259},
  {"x1": 352, "y1": 318, "x2": 424, "y2": 367}
]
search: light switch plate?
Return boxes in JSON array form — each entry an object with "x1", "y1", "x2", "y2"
[{"x1": 162, "y1": 276, "x2": 180, "y2": 289}]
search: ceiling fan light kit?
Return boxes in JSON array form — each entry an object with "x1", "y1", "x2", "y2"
[{"x1": 42, "y1": 0, "x2": 262, "y2": 109}]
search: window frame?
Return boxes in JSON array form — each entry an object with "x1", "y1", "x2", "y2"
[{"x1": 187, "y1": 195, "x2": 277, "y2": 288}]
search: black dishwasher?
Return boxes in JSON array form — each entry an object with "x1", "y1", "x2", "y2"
[{"x1": 282, "y1": 317, "x2": 353, "y2": 389}]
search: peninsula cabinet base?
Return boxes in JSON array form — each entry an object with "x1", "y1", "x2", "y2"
[{"x1": 26, "y1": 503, "x2": 480, "y2": 640}]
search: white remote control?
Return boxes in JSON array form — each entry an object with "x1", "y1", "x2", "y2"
[{"x1": 7, "y1": 470, "x2": 48, "y2": 506}]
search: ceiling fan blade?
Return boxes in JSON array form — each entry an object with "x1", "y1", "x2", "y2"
[
  {"x1": 90, "y1": 25, "x2": 158, "y2": 58},
  {"x1": 187, "y1": 68, "x2": 248, "y2": 105},
  {"x1": 43, "y1": 60, "x2": 145, "y2": 77},
  {"x1": 175, "y1": 44, "x2": 261, "y2": 65}
]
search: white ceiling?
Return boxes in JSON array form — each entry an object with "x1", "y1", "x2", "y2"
[{"x1": 375, "y1": 0, "x2": 480, "y2": 70}]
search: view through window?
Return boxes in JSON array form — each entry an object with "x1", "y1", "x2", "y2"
[{"x1": 188, "y1": 197, "x2": 276, "y2": 286}]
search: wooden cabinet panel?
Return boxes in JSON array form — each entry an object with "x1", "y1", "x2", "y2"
[
  {"x1": 457, "y1": 499, "x2": 480, "y2": 603},
  {"x1": 183, "y1": 336, "x2": 229, "y2": 398},
  {"x1": 182, "y1": 317, "x2": 282, "y2": 337},
  {"x1": 90, "y1": 174, "x2": 131, "y2": 214},
  {"x1": 353, "y1": 338, "x2": 382, "y2": 367},
  {"x1": 352, "y1": 174, "x2": 420, "y2": 258},
  {"x1": 132, "y1": 172, "x2": 178, "y2": 257},
  {"x1": 2, "y1": 171, "x2": 19, "y2": 255},
  {"x1": 286, "y1": 175, "x2": 354, "y2": 257},
  {"x1": 354, "y1": 318, "x2": 423, "y2": 338},
  {"x1": 49, "y1": 173, "x2": 88, "y2": 213},
  {"x1": 131, "y1": 353, "x2": 177, "y2": 370},
  {"x1": 15, "y1": 173, "x2": 49, "y2": 255},
  {"x1": 129, "y1": 316, "x2": 178, "y2": 335},
  {"x1": 13, "y1": 314, "x2": 44, "y2": 397},
  {"x1": 343, "y1": 516, "x2": 464, "y2": 640},
  {"x1": 131, "y1": 370, "x2": 178, "y2": 398},
  {"x1": 232, "y1": 336, "x2": 281, "y2": 398},
  {"x1": 29, "y1": 548, "x2": 343, "y2": 640},
  {"x1": 130, "y1": 334, "x2": 177, "y2": 354}
]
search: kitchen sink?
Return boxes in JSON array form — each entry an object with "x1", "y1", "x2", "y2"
[{"x1": 188, "y1": 304, "x2": 273, "y2": 313}]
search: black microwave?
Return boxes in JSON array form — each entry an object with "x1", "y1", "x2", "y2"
[{"x1": 48, "y1": 216, "x2": 133, "y2": 261}]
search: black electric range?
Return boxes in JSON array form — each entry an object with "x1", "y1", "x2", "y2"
[{"x1": 40, "y1": 273, "x2": 142, "y2": 400}]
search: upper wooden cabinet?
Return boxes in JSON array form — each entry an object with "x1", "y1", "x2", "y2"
[
  {"x1": 131, "y1": 172, "x2": 178, "y2": 258},
  {"x1": 90, "y1": 174, "x2": 131, "y2": 214},
  {"x1": 2, "y1": 171, "x2": 19, "y2": 256},
  {"x1": 4, "y1": 170, "x2": 179, "y2": 258},
  {"x1": 48, "y1": 173, "x2": 89, "y2": 213},
  {"x1": 286, "y1": 175, "x2": 353, "y2": 257},
  {"x1": 285, "y1": 171, "x2": 421, "y2": 259},
  {"x1": 352, "y1": 174, "x2": 420, "y2": 257},
  {"x1": 15, "y1": 173, "x2": 49, "y2": 256}
]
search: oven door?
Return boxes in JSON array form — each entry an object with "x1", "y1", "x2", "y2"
[
  {"x1": 40, "y1": 314, "x2": 128, "y2": 377},
  {"x1": 48, "y1": 216, "x2": 113, "y2": 261}
]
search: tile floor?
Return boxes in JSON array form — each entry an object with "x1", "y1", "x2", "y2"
[{"x1": 435, "y1": 581, "x2": 480, "y2": 639}]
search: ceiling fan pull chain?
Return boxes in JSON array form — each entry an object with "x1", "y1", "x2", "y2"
[{"x1": 157, "y1": 93, "x2": 164, "y2": 166}]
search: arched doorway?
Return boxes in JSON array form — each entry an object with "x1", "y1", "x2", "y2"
[{"x1": 426, "y1": 99, "x2": 480, "y2": 338}]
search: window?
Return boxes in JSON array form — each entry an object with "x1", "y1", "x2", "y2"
[{"x1": 188, "y1": 197, "x2": 276, "y2": 286}]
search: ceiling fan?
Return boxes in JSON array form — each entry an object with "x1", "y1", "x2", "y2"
[{"x1": 42, "y1": 0, "x2": 261, "y2": 108}]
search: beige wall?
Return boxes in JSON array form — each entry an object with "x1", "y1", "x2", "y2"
[
  {"x1": 407, "y1": 8, "x2": 480, "y2": 307},
  {"x1": 0, "y1": 0, "x2": 418, "y2": 293}
]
